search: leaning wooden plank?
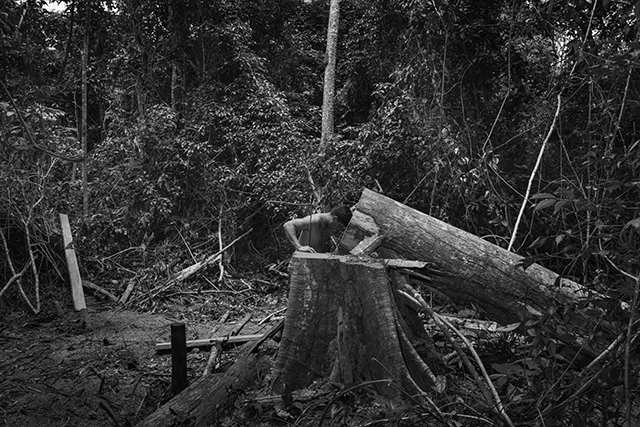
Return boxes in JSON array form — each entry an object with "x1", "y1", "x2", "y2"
[
  {"x1": 155, "y1": 334, "x2": 263, "y2": 354},
  {"x1": 60, "y1": 214, "x2": 86, "y2": 311},
  {"x1": 349, "y1": 234, "x2": 384, "y2": 256},
  {"x1": 338, "y1": 188, "x2": 611, "y2": 357},
  {"x1": 137, "y1": 343, "x2": 271, "y2": 427}
]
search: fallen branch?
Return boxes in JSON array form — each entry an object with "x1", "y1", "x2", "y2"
[
  {"x1": 139, "y1": 320, "x2": 281, "y2": 427},
  {"x1": 172, "y1": 228, "x2": 252, "y2": 283},
  {"x1": 131, "y1": 228, "x2": 252, "y2": 303},
  {"x1": 155, "y1": 333, "x2": 263, "y2": 354},
  {"x1": 82, "y1": 280, "x2": 118, "y2": 302},
  {"x1": 258, "y1": 307, "x2": 287, "y2": 325},
  {"x1": 202, "y1": 342, "x2": 222, "y2": 378},
  {"x1": 400, "y1": 285, "x2": 515, "y2": 427},
  {"x1": 201, "y1": 311, "x2": 231, "y2": 377},
  {"x1": 230, "y1": 313, "x2": 252, "y2": 336},
  {"x1": 119, "y1": 280, "x2": 136, "y2": 304}
]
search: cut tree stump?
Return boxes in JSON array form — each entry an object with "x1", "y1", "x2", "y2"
[
  {"x1": 338, "y1": 188, "x2": 612, "y2": 357},
  {"x1": 271, "y1": 253, "x2": 444, "y2": 400}
]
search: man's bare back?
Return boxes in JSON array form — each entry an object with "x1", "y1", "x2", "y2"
[{"x1": 283, "y1": 206, "x2": 352, "y2": 253}]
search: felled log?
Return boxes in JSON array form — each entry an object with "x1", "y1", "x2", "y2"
[
  {"x1": 137, "y1": 344, "x2": 270, "y2": 427},
  {"x1": 338, "y1": 188, "x2": 611, "y2": 356},
  {"x1": 271, "y1": 253, "x2": 444, "y2": 399},
  {"x1": 138, "y1": 322, "x2": 284, "y2": 427}
]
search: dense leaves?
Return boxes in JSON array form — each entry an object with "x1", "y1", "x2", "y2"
[{"x1": 1, "y1": 0, "x2": 639, "y2": 424}]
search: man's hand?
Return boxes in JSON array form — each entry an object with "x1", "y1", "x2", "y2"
[{"x1": 296, "y1": 245, "x2": 316, "y2": 253}]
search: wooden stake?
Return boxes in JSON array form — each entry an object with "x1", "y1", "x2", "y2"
[
  {"x1": 60, "y1": 214, "x2": 86, "y2": 311},
  {"x1": 171, "y1": 322, "x2": 188, "y2": 395}
]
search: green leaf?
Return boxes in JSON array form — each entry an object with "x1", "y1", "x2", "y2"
[
  {"x1": 553, "y1": 199, "x2": 571, "y2": 214},
  {"x1": 528, "y1": 236, "x2": 547, "y2": 249},
  {"x1": 530, "y1": 192, "x2": 555, "y2": 200},
  {"x1": 534, "y1": 198, "x2": 556, "y2": 211}
]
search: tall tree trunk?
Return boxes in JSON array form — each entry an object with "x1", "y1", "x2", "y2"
[
  {"x1": 319, "y1": 0, "x2": 339, "y2": 153},
  {"x1": 131, "y1": 0, "x2": 147, "y2": 116},
  {"x1": 171, "y1": 62, "x2": 180, "y2": 111},
  {"x1": 81, "y1": 2, "x2": 89, "y2": 216},
  {"x1": 57, "y1": 2, "x2": 75, "y2": 82}
]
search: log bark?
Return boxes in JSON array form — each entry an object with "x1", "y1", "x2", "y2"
[
  {"x1": 271, "y1": 253, "x2": 444, "y2": 400},
  {"x1": 338, "y1": 188, "x2": 611, "y2": 356},
  {"x1": 137, "y1": 343, "x2": 270, "y2": 427}
]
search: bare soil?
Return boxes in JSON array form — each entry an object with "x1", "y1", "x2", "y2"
[{"x1": 0, "y1": 291, "x2": 287, "y2": 427}]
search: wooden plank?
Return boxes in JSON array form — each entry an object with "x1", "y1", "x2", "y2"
[
  {"x1": 156, "y1": 334, "x2": 263, "y2": 354},
  {"x1": 60, "y1": 214, "x2": 86, "y2": 311},
  {"x1": 349, "y1": 234, "x2": 384, "y2": 256}
]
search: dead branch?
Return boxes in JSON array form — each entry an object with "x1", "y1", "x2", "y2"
[
  {"x1": 400, "y1": 286, "x2": 515, "y2": 427},
  {"x1": 82, "y1": 280, "x2": 118, "y2": 302},
  {"x1": 230, "y1": 313, "x2": 252, "y2": 336},
  {"x1": 131, "y1": 228, "x2": 252, "y2": 303},
  {"x1": 258, "y1": 307, "x2": 286, "y2": 325}
]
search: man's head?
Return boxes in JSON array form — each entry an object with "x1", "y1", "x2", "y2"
[{"x1": 330, "y1": 205, "x2": 352, "y2": 226}]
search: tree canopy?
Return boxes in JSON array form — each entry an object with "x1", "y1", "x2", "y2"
[{"x1": 1, "y1": 0, "x2": 640, "y2": 423}]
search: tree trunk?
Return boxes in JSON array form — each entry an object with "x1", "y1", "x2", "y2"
[
  {"x1": 81, "y1": 2, "x2": 90, "y2": 217},
  {"x1": 319, "y1": 0, "x2": 339, "y2": 153},
  {"x1": 271, "y1": 253, "x2": 444, "y2": 400},
  {"x1": 137, "y1": 344, "x2": 270, "y2": 427},
  {"x1": 338, "y1": 188, "x2": 612, "y2": 357}
]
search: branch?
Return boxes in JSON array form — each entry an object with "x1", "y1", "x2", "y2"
[
  {"x1": 0, "y1": 80, "x2": 84, "y2": 163},
  {"x1": 508, "y1": 94, "x2": 561, "y2": 252},
  {"x1": 400, "y1": 286, "x2": 515, "y2": 427}
]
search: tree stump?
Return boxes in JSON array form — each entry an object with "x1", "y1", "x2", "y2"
[{"x1": 271, "y1": 253, "x2": 444, "y2": 400}]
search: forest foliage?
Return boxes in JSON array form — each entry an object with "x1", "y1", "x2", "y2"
[{"x1": 1, "y1": 0, "x2": 640, "y2": 424}]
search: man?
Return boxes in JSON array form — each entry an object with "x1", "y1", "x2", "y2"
[{"x1": 283, "y1": 205, "x2": 352, "y2": 253}]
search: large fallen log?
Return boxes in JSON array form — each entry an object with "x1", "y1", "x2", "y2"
[
  {"x1": 271, "y1": 253, "x2": 444, "y2": 399},
  {"x1": 338, "y1": 188, "x2": 611, "y2": 357},
  {"x1": 137, "y1": 322, "x2": 282, "y2": 427}
]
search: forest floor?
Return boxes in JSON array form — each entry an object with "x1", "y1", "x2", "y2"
[
  {"x1": 3, "y1": 272, "x2": 637, "y2": 427},
  {"x1": 0, "y1": 277, "x2": 293, "y2": 427}
]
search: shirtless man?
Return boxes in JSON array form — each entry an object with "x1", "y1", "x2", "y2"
[{"x1": 283, "y1": 205, "x2": 352, "y2": 253}]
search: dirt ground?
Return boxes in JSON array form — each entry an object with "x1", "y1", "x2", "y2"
[{"x1": 0, "y1": 291, "x2": 287, "y2": 427}]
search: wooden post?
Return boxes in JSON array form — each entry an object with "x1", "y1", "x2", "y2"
[
  {"x1": 171, "y1": 322, "x2": 188, "y2": 395},
  {"x1": 60, "y1": 214, "x2": 86, "y2": 311}
]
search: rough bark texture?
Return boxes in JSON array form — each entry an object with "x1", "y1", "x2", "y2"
[
  {"x1": 137, "y1": 344, "x2": 270, "y2": 427},
  {"x1": 338, "y1": 188, "x2": 611, "y2": 356},
  {"x1": 271, "y1": 253, "x2": 443, "y2": 399},
  {"x1": 319, "y1": 0, "x2": 339, "y2": 151}
]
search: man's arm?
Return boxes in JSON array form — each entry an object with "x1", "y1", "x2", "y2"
[{"x1": 283, "y1": 215, "x2": 319, "y2": 253}]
